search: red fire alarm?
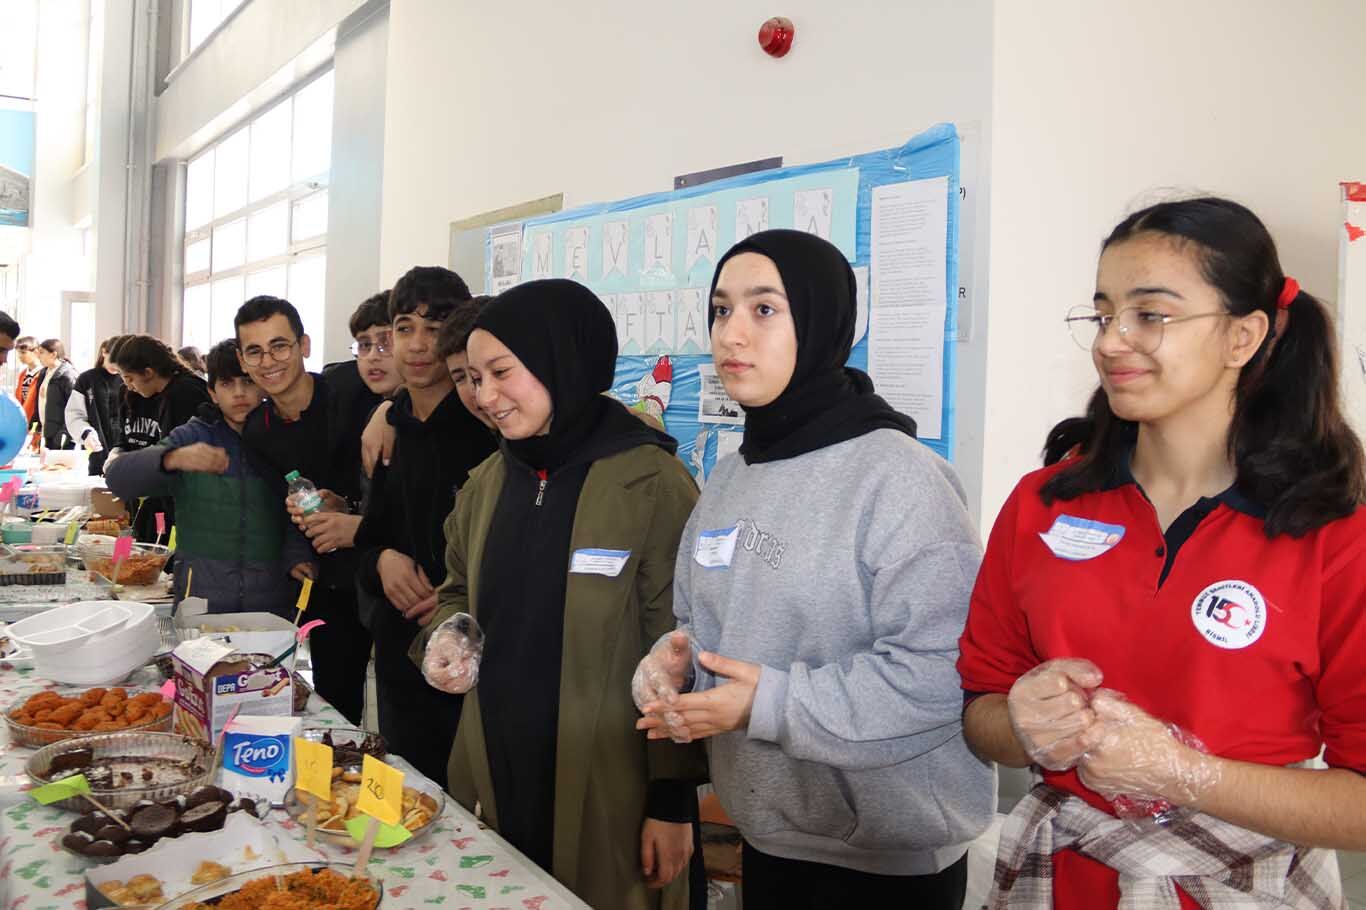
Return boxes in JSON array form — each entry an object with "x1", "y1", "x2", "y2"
[{"x1": 758, "y1": 17, "x2": 795, "y2": 58}]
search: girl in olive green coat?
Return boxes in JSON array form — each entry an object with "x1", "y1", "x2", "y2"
[{"x1": 414, "y1": 280, "x2": 706, "y2": 910}]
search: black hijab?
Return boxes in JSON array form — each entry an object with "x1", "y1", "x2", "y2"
[
  {"x1": 473, "y1": 279, "x2": 618, "y2": 471},
  {"x1": 709, "y1": 229, "x2": 917, "y2": 464}
]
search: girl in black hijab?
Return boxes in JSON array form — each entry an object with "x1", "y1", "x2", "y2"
[
  {"x1": 635, "y1": 231, "x2": 991, "y2": 909},
  {"x1": 414, "y1": 280, "x2": 706, "y2": 910}
]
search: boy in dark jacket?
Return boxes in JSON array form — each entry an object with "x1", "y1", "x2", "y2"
[
  {"x1": 354, "y1": 271, "x2": 496, "y2": 786},
  {"x1": 104, "y1": 340, "x2": 312, "y2": 614}
]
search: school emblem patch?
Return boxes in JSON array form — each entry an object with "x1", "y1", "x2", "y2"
[{"x1": 1190, "y1": 579, "x2": 1267, "y2": 650}]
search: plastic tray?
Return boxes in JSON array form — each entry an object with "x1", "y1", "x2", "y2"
[
  {"x1": 7, "y1": 600, "x2": 151, "y2": 653},
  {"x1": 27, "y1": 731, "x2": 217, "y2": 813}
]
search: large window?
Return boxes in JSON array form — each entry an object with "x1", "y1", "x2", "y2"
[
  {"x1": 187, "y1": 0, "x2": 245, "y2": 55},
  {"x1": 181, "y1": 70, "x2": 333, "y2": 370}
]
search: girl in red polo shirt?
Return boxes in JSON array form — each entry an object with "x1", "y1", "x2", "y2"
[{"x1": 959, "y1": 197, "x2": 1366, "y2": 909}]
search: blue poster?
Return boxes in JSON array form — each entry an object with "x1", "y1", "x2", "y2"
[
  {"x1": 0, "y1": 108, "x2": 35, "y2": 228},
  {"x1": 489, "y1": 123, "x2": 961, "y2": 486}
]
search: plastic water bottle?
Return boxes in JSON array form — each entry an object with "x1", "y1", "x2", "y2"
[
  {"x1": 285, "y1": 470, "x2": 323, "y2": 516},
  {"x1": 13, "y1": 482, "x2": 39, "y2": 517}
]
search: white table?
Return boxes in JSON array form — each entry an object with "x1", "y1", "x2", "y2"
[{"x1": 0, "y1": 663, "x2": 590, "y2": 910}]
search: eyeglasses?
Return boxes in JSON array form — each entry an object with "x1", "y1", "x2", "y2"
[
  {"x1": 1065, "y1": 305, "x2": 1230, "y2": 355},
  {"x1": 350, "y1": 334, "x2": 392, "y2": 358},
  {"x1": 240, "y1": 339, "x2": 298, "y2": 367}
]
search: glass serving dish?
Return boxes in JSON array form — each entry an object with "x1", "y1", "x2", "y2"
[
  {"x1": 4, "y1": 686, "x2": 175, "y2": 748},
  {"x1": 297, "y1": 727, "x2": 387, "y2": 765},
  {"x1": 81, "y1": 542, "x2": 171, "y2": 587},
  {"x1": 26, "y1": 731, "x2": 217, "y2": 812},
  {"x1": 281, "y1": 764, "x2": 444, "y2": 848},
  {"x1": 151, "y1": 862, "x2": 383, "y2": 910}
]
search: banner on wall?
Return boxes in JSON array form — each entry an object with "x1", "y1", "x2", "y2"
[
  {"x1": 0, "y1": 108, "x2": 36, "y2": 228},
  {"x1": 485, "y1": 123, "x2": 962, "y2": 486}
]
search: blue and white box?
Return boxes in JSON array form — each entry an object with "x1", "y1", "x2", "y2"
[{"x1": 221, "y1": 714, "x2": 300, "y2": 803}]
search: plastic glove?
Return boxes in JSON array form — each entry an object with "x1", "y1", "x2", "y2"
[
  {"x1": 83, "y1": 433, "x2": 103, "y2": 453},
  {"x1": 421, "y1": 612, "x2": 484, "y2": 694},
  {"x1": 631, "y1": 631, "x2": 696, "y2": 739},
  {"x1": 1077, "y1": 689, "x2": 1221, "y2": 810},
  {"x1": 1006, "y1": 657, "x2": 1103, "y2": 770}
]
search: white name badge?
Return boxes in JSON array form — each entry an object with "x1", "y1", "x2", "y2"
[
  {"x1": 694, "y1": 526, "x2": 739, "y2": 569},
  {"x1": 1038, "y1": 514, "x2": 1126, "y2": 561},
  {"x1": 570, "y1": 548, "x2": 632, "y2": 577}
]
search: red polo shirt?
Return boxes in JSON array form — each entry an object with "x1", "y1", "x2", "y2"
[{"x1": 958, "y1": 459, "x2": 1366, "y2": 909}]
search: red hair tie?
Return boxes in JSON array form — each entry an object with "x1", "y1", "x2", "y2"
[{"x1": 1277, "y1": 277, "x2": 1299, "y2": 310}]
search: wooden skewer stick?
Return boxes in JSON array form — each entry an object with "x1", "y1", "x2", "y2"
[
  {"x1": 80, "y1": 793, "x2": 132, "y2": 831},
  {"x1": 352, "y1": 816, "x2": 381, "y2": 879}
]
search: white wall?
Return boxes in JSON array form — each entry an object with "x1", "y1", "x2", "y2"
[
  {"x1": 323, "y1": 4, "x2": 388, "y2": 361},
  {"x1": 981, "y1": 0, "x2": 1366, "y2": 530},
  {"x1": 379, "y1": 0, "x2": 995, "y2": 506},
  {"x1": 380, "y1": 0, "x2": 993, "y2": 275}
]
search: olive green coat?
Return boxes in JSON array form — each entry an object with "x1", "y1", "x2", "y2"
[{"x1": 412, "y1": 444, "x2": 707, "y2": 910}]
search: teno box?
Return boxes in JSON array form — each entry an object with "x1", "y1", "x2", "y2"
[
  {"x1": 171, "y1": 638, "x2": 293, "y2": 742},
  {"x1": 221, "y1": 714, "x2": 300, "y2": 804}
]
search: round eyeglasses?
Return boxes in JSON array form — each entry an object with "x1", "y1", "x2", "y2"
[
  {"x1": 1065, "y1": 305, "x2": 1230, "y2": 355},
  {"x1": 350, "y1": 334, "x2": 392, "y2": 358}
]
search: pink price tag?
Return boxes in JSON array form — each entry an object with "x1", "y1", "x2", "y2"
[
  {"x1": 155, "y1": 512, "x2": 166, "y2": 536},
  {"x1": 0, "y1": 485, "x2": 13, "y2": 504},
  {"x1": 112, "y1": 536, "x2": 133, "y2": 563},
  {"x1": 159, "y1": 679, "x2": 176, "y2": 699},
  {"x1": 296, "y1": 619, "x2": 327, "y2": 643}
]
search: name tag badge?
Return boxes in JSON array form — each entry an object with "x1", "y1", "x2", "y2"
[
  {"x1": 1038, "y1": 515, "x2": 1126, "y2": 561},
  {"x1": 694, "y1": 526, "x2": 739, "y2": 569},
  {"x1": 569, "y1": 548, "x2": 632, "y2": 577}
]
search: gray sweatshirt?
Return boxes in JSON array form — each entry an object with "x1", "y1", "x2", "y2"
[{"x1": 674, "y1": 429, "x2": 995, "y2": 875}]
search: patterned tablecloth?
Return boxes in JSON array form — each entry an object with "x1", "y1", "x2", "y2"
[{"x1": 0, "y1": 663, "x2": 588, "y2": 910}]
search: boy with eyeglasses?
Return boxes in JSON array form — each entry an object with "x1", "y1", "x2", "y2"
[
  {"x1": 234, "y1": 295, "x2": 378, "y2": 725},
  {"x1": 350, "y1": 293, "x2": 401, "y2": 398}
]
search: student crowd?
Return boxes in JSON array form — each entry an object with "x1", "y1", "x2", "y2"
[{"x1": 0, "y1": 196, "x2": 1361, "y2": 910}]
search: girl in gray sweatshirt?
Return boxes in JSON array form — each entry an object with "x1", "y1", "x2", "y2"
[{"x1": 634, "y1": 230, "x2": 994, "y2": 908}]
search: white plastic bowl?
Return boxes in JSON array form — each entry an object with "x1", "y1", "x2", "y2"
[{"x1": 7, "y1": 600, "x2": 159, "y2": 684}]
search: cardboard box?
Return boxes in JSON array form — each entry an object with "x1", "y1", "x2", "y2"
[
  {"x1": 85, "y1": 810, "x2": 325, "y2": 908},
  {"x1": 89, "y1": 487, "x2": 128, "y2": 519},
  {"x1": 174, "y1": 603, "x2": 295, "y2": 661},
  {"x1": 171, "y1": 638, "x2": 293, "y2": 742}
]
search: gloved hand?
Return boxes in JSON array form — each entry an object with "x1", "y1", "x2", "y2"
[
  {"x1": 631, "y1": 631, "x2": 696, "y2": 738},
  {"x1": 421, "y1": 612, "x2": 484, "y2": 694},
  {"x1": 1006, "y1": 657, "x2": 1103, "y2": 770},
  {"x1": 1078, "y1": 689, "x2": 1220, "y2": 808}
]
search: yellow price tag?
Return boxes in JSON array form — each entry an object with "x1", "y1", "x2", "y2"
[
  {"x1": 356, "y1": 754, "x2": 403, "y2": 826},
  {"x1": 295, "y1": 577, "x2": 313, "y2": 614},
  {"x1": 168, "y1": 526, "x2": 178, "y2": 552},
  {"x1": 64, "y1": 522, "x2": 78, "y2": 545},
  {"x1": 293, "y1": 738, "x2": 332, "y2": 802}
]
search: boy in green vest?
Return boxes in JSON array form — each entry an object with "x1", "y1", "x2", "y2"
[{"x1": 104, "y1": 339, "x2": 312, "y2": 614}]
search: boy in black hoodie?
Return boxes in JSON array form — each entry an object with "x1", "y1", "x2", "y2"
[{"x1": 353, "y1": 268, "x2": 496, "y2": 787}]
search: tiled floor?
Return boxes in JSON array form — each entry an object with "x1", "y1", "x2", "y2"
[{"x1": 1342, "y1": 851, "x2": 1366, "y2": 909}]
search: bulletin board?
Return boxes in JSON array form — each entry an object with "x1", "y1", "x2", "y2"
[{"x1": 483, "y1": 122, "x2": 961, "y2": 486}]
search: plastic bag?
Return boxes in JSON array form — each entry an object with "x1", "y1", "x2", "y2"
[{"x1": 421, "y1": 612, "x2": 484, "y2": 694}]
